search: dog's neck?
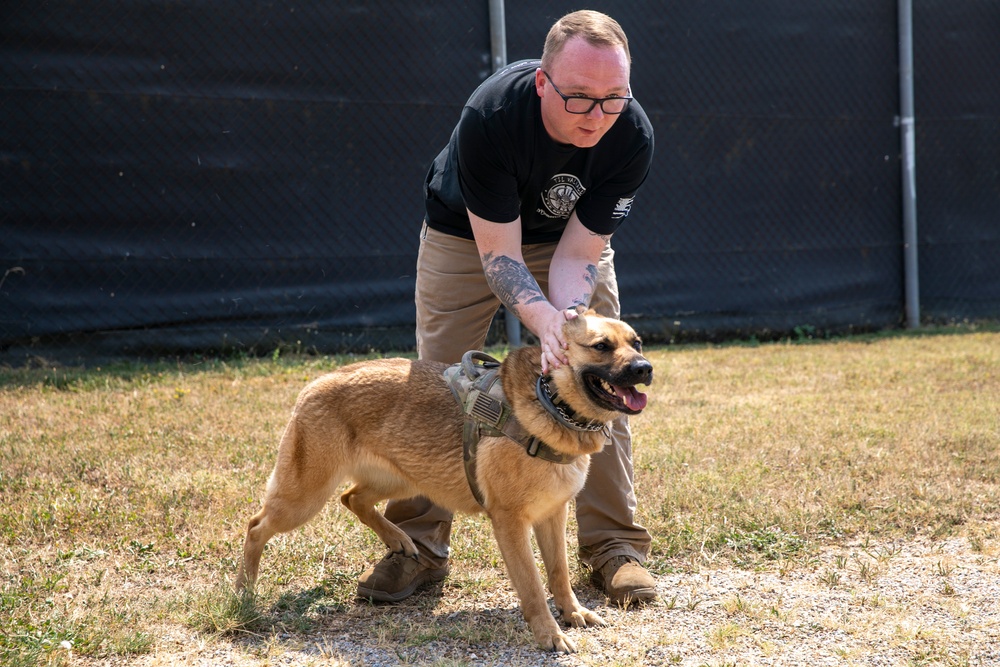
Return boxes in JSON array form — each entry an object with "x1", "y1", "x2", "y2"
[{"x1": 536, "y1": 374, "x2": 608, "y2": 433}]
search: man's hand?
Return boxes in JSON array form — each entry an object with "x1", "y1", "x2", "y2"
[{"x1": 538, "y1": 307, "x2": 580, "y2": 374}]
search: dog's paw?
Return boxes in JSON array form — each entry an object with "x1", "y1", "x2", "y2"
[
  {"x1": 564, "y1": 606, "x2": 606, "y2": 628},
  {"x1": 387, "y1": 538, "x2": 419, "y2": 559},
  {"x1": 540, "y1": 629, "x2": 578, "y2": 653}
]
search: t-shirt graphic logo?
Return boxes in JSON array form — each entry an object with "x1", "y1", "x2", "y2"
[
  {"x1": 539, "y1": 174, "x2": 586, "y2": 219},
  {"x1": 612, "y1": 196, "x2": 634, "y2": 220}
]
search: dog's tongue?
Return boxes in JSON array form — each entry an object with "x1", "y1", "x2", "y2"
[{"x1": 616, "y1": 385, "x2": 648, "y2": 412}]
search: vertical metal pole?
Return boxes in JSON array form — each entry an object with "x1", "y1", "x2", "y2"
[
  {"x1": 899, "y1": 0, "x2": 920, "y2": 328},
  {"x1": 489, "y1": 0, "x2": 522, "y2": 346},
  {"x1": 488, "y1": 0, "x2": 507, "y2": 73}
]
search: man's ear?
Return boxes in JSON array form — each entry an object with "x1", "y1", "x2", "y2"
[{"x1": 535, "y1": 68, "x2": 547, "y2": 97}]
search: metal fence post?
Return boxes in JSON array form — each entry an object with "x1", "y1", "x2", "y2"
[
  {"x1": 489, "y1": 0, "x2": 507, "y2": 73},
  {"x1": 899, "y1": 0, "x2": 920, "y2": 328},
  {"x1": 489, "y1": 0, "x2": 522, "y2": 347}
]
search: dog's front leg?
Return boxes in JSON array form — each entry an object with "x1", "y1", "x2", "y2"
[
  {"x1": 341, "y1": 484, "x2": 419, "y2": 558},
  {"x1": 490, "y1": 511, "x2": 577, "y2": 653},
  {"x1": 534, "y1": 505, "x2": 606, "y2": 629}
]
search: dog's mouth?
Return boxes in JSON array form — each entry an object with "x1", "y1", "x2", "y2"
[{"x1": 584, "y1": 374, "x2": 648, "y2": 414}]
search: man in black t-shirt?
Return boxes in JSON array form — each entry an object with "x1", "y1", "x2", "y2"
[{"x1": 357, "y1": 10, "x2": 657, "y2": 607}]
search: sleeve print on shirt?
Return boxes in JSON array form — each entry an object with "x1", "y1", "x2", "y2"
[{"x1": 612, "y1": 196, "x2": 635, "y2": 220}]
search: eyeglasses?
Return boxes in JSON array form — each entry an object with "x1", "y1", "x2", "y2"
[{"x1": 542, "y1": 70, "x2": 633, "y2": 115}]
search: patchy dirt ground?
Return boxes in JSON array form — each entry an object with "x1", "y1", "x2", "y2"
[{"x1": 76, "y1": 535, "x2": 999, "y2": 667}]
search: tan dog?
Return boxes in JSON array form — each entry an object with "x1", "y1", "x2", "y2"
[{"x1": 236, "y1": 308, "x2": 652, "y2": 652}]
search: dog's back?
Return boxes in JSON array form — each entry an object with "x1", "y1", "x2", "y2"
[{"x1": 276, "y1": 358, "x2": 473, "y2": 504}]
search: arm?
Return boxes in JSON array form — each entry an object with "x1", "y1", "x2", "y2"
[
  {"x1": 548, "y1": 211, "x2": 610, "y2": 311},
  {"x1": 469, "y1": 210, "x2": 608, "y2": 373}
]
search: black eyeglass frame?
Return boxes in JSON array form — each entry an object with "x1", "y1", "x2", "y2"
[{"x1": 541, "y1": 70, "x2": 633, "y2": 115}]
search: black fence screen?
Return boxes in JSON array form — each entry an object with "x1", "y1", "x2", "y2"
[
  {"x1": 2, "y1": 1, "x2": 998, "y2": 360},
  {"x1": 912, "y1": 1, "x2": 1000, "y2": 322}
]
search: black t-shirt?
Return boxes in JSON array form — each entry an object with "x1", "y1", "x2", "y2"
[{"x1": 424, "y1": 59, "x2": 654, "y2": 244}]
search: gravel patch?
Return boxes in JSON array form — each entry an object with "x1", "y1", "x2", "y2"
[{"x1": 85, "y1": 536, "x2": 998, "y2": 667}]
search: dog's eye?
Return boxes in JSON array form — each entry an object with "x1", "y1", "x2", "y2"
[
  {"x1": 592, "y1": 341, "x2": 609, "y2": 352},
  {"x1": 633, "y1": 340, "x2": 643, "y2": 352}
]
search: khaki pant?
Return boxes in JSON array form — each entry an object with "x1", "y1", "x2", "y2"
[{"x1": 385, "y1": 223, "x2": 651, "y2": 572}]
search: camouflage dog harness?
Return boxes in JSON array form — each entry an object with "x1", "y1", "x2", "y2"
[{"x1": 444, "y1": 351, "x2": 579, "y2": 508}]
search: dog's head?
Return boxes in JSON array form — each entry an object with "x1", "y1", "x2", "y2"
[{"x1": 549, "y1": 307, "x2": 653, "y2": 422}]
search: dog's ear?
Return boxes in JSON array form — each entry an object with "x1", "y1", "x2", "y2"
[
  {"x1": 563, "y1": 306, "x2": 596, "y2": 337},
  {"x1": 563, "y1": 309, "x2": 584, "y2": 337}
]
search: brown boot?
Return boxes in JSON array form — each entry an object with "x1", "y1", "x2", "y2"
[
  {"x1": 591, "y1": 555, "x2": 657, "y2": 606},
  {"x1": 356, "y1": 552, "x2": 449, "y2": 602}
]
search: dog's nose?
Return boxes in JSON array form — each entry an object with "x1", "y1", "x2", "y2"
[{"x1": 631, "y1": 358, "x2": 653, "y2": 384}]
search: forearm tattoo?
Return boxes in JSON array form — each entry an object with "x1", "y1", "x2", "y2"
[
  {"x1": 481, "y1": 252, "x2": 547, "y2": 314},
  {"x1": 573, "y1": 264, "x2": 598, "y2": 309}
]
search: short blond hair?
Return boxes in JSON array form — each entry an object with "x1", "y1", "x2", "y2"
[{"x1": 540, "y1": 10, "x2": 630, "y2": 70}]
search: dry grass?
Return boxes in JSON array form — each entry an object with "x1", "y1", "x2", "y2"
[
  {"x1": 635, "y1": 329, "x2": 1000, "y2": 565},
  {"x1": 1, "y1": 326, "x2": 998, "y2": 666}
]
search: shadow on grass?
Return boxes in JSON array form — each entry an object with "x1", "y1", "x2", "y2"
[{"x1": 228, "y1": 575, "x2": 450, "y2": 638}]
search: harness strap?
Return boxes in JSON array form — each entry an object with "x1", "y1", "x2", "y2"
[{"x1": 445, "y1": 351, "x2": 579, "y2": 509}]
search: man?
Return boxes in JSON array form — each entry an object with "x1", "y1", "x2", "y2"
[{"x1": 357, "y1": 10, "x2": 656, "y2": 606}]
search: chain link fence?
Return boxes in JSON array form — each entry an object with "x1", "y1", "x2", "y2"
[{"x1": 2, "y1": 1, "x2": 998, "y2": 362}]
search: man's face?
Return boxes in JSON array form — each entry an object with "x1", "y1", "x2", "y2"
[{"x1": 535, "y1": 36, "x2": 631, "y2": 148}]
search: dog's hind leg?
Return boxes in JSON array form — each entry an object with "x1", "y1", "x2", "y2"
[
  {"x1": 236, "y1": 420, "x2": 341, "y2": 591},
  {"x1": 236, "y1": 479, "x2": 338, "y2": 590},
  {"x1": 490, "y1": 511, "x2": 577, "y2": 653},
  {"x1": 534, "y1": 506, "x2": 606, "y2": 629},
  {"x1": 341, "y1": 484, "x2": 419, "y2": 558}
]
